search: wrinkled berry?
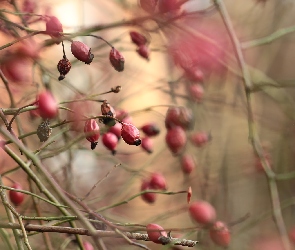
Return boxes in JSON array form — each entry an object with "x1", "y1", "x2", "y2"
[
  {"x1": 71, "y1": 41, "x2": 94, "y2": 64},
  {"x1": 109, "y1": 48, "x2": 124, "y2": 72},
  {"x1": 57, "y1": 57, "x2": 71, "y2": 81}
]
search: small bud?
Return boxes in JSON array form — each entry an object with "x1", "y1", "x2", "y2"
[
  {"x1": 111, "y1": 86, "x2": 121, "y2": 93},
  {"x1": 100, "y1": 100, "x2": 116, "y2": 126},
  {"x1": 109, "y1": 48, "x2": 124, "y2": 72}
]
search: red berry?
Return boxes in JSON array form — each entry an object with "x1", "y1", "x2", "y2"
[
  {"x1": 9, "y1": 183, "x2": 25, "y2": 206},
  {"x1": 149, "y1": 172, "x2": 166, "y2": 190},
  {"x1": 57, "y1": 58, "x2": 71, "y2": 81},
  {"x1": 141, "y1": 137, "x2": 153, "y2": 154},
  {"x1": 141, "y1": 123, "x2": 160, "y2": 137},
  {"x1": 190, "y1": 132, "x2": 210, "y2": 147},
  {"x1": 165, "y1": 126, "x2": 187, "y2": 155},
  {"x1": 158, "y1": 0, "x2": 180, "y2": 13},
  {"x1": 209, "y1": 221, "x2": 230, "y2": 247},
  {"x1": 109, "y1": 48, "x2": 124, "y2": 72},
  {"x1": 108, "y1": 122, "x2": 122, "y2": 139},
  {"x1": 189, "y1": 201, "x2": 216, "y2": 225},
  {"x1": 181, "y1": 154, "x2": 195, "y2": 174},
  {"x1": 136, "y1": 45, "x2": 150, "y2": 60},
  {"x1": 121, "y1": 123, "x2": 141, "y2": 146},
  {"x1": 165, "y1": 107, "x2": 193, "y2": 130},
  {"x1": 141, "y1": 179, "x2": 156, "y2": 204},
  {"x1": 45, "y1": 16, "x2": 63, "y2": 39},
  {"x1": 140, "y1": 0, "x2": 158, "y2": 13},
  {"x1": 146, "y1": 223, "x2": 167, "y2": 244},
  {"x1": 102, "y1": 132, "x2": 118, "y2": 155},
  {"x1": 84, "y1": 119, "x2": 100, "y2": 150},
  {"x1": 83, "y1": 241, "x2": 94, "y2": 250},
  {"x1": 130, "y1": 31, "x2": 147, "y2": 46},
  {"x1": 2, "y1": 58, "x2": 31, "y2": 84},
  {"x1": 188, "y1": 84, "x2": 204, "y2": 103},
  {"x1": 37, "y1": 91, "x2": 58, "y2": 119},
  {"x1": 71, "y1": 41, "x2": 94, "y2": 65}
]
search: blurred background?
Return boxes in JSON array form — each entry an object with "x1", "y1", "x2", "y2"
[{"x1": 1, "y1": 0, "x2": 295, "y2": 249}]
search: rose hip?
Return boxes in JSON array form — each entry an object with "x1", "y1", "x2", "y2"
[
  {"x1": 141, "y1": 123, "x2": 160, "y2": 137},
  {"x1": 121, "y1": 123, "x2": 141, "y2": 146},
  {"x1": 37, "y1": 91, "x2": 58, "y2": 119},
  {"x1": 84, "y1": 119, "x2": 100, "y2": 150},
  {"x1": 181, "y1": 154, "x2": 195, "y2": 174},
  {"x1": 146, "y1": 223, "x2": 167, "y2": 244},
  {"x1": 149, "y1": 172, "x2": 166, "y2": 190},
  {"x1": 71, "y1": 41, "x2": 94, "y2": 64},
  {"x1": 109, "y1": 48, "x2": 124, "y2": 72},
  {"x1": 189, "y1": 201, "x2": 216, "y2": 225},
  {"x1": 141, "y1": 179, "x2": 156, "y2": 204},
  {"x1": 141, "y1": 137, "x2": 153, "y2": 154},
  {"x1": 130, "y1": 31, "x2": 147, "y2": 46},
  {"x1": 209, "y1": 221, "x2": 231, "y2": 247},
  {"x1": 9, "y1": 183, "x2": 25, "y2": 206},
  {"x1": 165, "y1": 126, "x2": 187, "y2": 155},
  {"x1": 102, "y1": 132, "x2": 118, "y2": 155}
]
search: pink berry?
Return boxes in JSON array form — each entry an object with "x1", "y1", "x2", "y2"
[
  {"x1": 146, "y1": 223, "x2": 167, "y2": 244},
  {"x1": 45, "y1": 16, "x2": 63, "y2": 39},
  {"x1": 108, "y1": 122, "x2": 122, "y2": 139},
  {"x1": 84, "y1": 119, "x2": 100, "y2": 150},
  {"x1": 141, "y1": 137, "x2": 153, "y2": 154},
  {"x1": 149, "y1": 172, "x2": 166, "y2": 190},
  {"x1": 130, "y1": 31, "x2": 147, "y2": 46},
  {"x1": 37, "y1": 91, "x2": 58, "y2": 119},
  {"x1": 165, "y1": 126, "x2": 187, "y2": 155},
  {"x1": 209, "y1": 221, "x2": 230, "y2": 247},
  {"x1": 9, "y1": 183, "x2": 25, "y2": 206},
  {"x1": 190, "y1": 132, "x2": 210, "y2": 147},
  {"x1": 102, "y1": 132, "x2": 118, "y2": 155},
  {"x1": 136, "y1": 45, "x2": 150, "y2": 60},
  {"x1": 109, "y1": 48, "x2": 124, "y2": 72},
  {"x1": 71, "y1": 41, "x2": 94, "y2": 65},
  {"x1": 83, "y1": 241, "x2": 94, "y2": 250},
  {"x1": 181, "y1": 154, "x2": 195, "y2": 174},
  {"x1": 140, "y1": 0, "x2": 158, "y2": 13},
  {"x1": 165, "y1": 107, "x2": 193, "y2": 130},
  {"x1": 141, "y1": 179, "x2": 156, "y2": 204},
  {"x1": 184, "y1": 67, "x2": 204, "y2": 82},
  {"x1": 189, "y1": 201, "x2": 216, "y2": 225},
  {"x1": 188, "y1": 84, "x2": 204, "y2": 103},
  {"x1": 121, "y1": 123, "x2": 141, "y2": 146},
  {"x1": 141, "y1": 123, "x2": 160, "y2": 137},
  {"x1": 2, "y1": 58, "x2": 31, "y2": 84},
  {"x1": 158, "y1": 0, "x2": 180, "y2": 13}
]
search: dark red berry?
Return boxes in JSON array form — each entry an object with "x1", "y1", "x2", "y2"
[
  {"x1": 57, "y1": 57, "x2": 71, "y2": 81},
  {"x1": 45, "y1": 16, "x2": 63, "y2": 41},
  {"x1": 136, "y1": 45, "x2": 150, "y2": 60},
  {"x1": 71, "y1": 41, "x2": 94, "y2": 64},
  {"x1": 190, "y1": 132, "x2": 211, "y2": 147},
  {"x1": 109, "y1": 48, "x2": 124, "y2": 72},
  {"x1": 84, "y1": 119, "x2": 100, "y2": 150},
  {"x1": 130, "y1": 31, "x2": 147, "y2": 46},
  {"x1": 149, "y1": 172, "x2": 166, "y2": 190},
  {"x1": 141, "y1": 179, "x2": 156, "y2": 204},
  {"x1": 165, "y1": 126, "x2": 186, "y2": 155},
  {"x1": 165, "y1": 107, "x2": 193, "y2": 130},
  {"x1": 121, "y1": 123, "x2": 141, "y2": 146},
  {"x1": 146, "y1": 223, "x2": 167, "y2": 244},
  {"x1": 102, "y1": 132, "x2": 118, "y2": 155},
  {"x1": 108, "y1": 122, "x2": 122, "y2": 139},
  {"x1": 209, "y1": 221, "x2": 231, "y2": 247},
  {"x1": 37, "y1": 91, "x2": 58, "y2": 119},
  {"x1": 189, "y1": 201, "x2": 216, "y2": 225},
  {"x1": 141, "y1": 123, "x2": 160, "y2": 137},
  {"x1": 140, "y1": 0, "x2": 158, "y2": 13},
  {"x1": 181, "y1": 154, "x2": 195, "y2": 174},
  {"x1": 9, "y1": 183, "x2": 25, "y2": 206},
  {"x1": 141, "y1": 137, "x2": 153, "y2": 154}
]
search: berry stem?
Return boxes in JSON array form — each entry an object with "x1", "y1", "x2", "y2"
[{"x1": 85, "y1": 34, "x2": 114, "y2": 49}]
